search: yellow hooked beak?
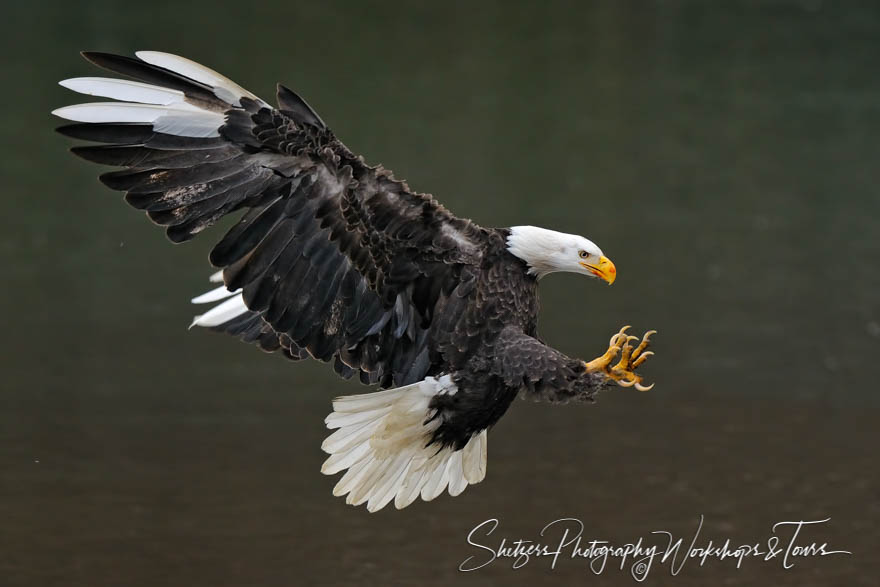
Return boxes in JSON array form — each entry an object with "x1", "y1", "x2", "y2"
[{"x1": 580, "y1": 255, "x2": 617, "y2": 284}]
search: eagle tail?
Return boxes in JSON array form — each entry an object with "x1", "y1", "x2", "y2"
[{"x1": 321, "y1": 375, "x2": 487, "y2": 512}]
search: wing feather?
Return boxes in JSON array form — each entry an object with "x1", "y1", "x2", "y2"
[{"x1": 55, "y1": 51, "x2": 486, "y2": 386}]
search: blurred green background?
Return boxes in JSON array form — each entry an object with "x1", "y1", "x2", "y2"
[{"x1": 1, "y1": 0, "x2": 878, "y2": 585}]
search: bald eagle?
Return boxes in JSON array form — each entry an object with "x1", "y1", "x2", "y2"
[{"x1": 53, "y1": 52, "x2": 657, "y2": 512}]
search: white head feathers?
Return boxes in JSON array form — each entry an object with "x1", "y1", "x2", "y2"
[{"x1": 506, "y1": 225, "x2": 612, "y2": 281}]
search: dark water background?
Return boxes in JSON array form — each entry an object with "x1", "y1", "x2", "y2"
[{"x1": 1, "y1": 1, "x2": 878, "y2": 585}]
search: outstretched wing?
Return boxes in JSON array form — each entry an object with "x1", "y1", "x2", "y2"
[{"x1": 54, "y1": 51, "x2": 485, "y2": 387}]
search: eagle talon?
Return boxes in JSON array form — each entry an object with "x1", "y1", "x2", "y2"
[
  {"x1": 632, "y1": 351, "x2": 654, "y2": 369},
  {"x1": 586, "y1": 327, "x2": 657, "y2": 391},
  {"x1": 614, "y1": 336, "x2": 639, "y2": 368},
  {"x1": 609, "y1": 325, "x2": 631, "y2": 346},
  {"x1": 631, "y1": 330, "x2": 656, "y2": 361}
]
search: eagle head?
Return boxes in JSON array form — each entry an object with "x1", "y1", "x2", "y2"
[{"x1": 506, "y1": 225, "x2": 616, "y2": 283}]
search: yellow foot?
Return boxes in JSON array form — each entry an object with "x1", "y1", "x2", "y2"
[{"x1": 584, "y1": 325, "x2": 657, "y2": 391}]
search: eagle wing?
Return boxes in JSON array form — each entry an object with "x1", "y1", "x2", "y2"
[{"x1": 54, "y1": 51, "x2": 484, "y2": 387}]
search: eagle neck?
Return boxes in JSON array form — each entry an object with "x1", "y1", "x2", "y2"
[{"x1": 504, "y1": 225, "x2": 560, "y2": 279}]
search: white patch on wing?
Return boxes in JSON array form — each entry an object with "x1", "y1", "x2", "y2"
[
  {"x1": 52, "y1": 102, "x2": 225, "y2": 138},
  {"x1": 59, "y1": 77, "x2": 187, "y2": 105},
  {"x1": 53, "y1": 51, "x2": 268, "y2": 137},
  {"x1": 135, "y1": 51, "x2": 265, "y2": 106},
  {"x1": 190, "y1": 272, "x2": 246, "y2": 328},
  {"x1": 191, "y1": 284, "x2": 238, "y2": 304},
  {"x1": 321, "y1": 375, "x2": 488, "y2": 512}
]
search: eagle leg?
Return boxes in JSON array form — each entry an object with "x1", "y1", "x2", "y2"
[{"x1": 584, "y1": 327, "x2": 656, "y2": 391}]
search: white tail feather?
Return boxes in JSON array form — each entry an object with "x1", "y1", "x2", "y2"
[
  {"x1": 395, "y1": 464, "x2": 428, "y2": 509},
  {"x1": 321, "y1": 375, "x2": 488, "y2": 512},
  {"x1": 462, "y1": 430, "x2": 487, "y2": 484},
  {"x1": 448, "y1": 451, "x2": 467, "y2": 496}
]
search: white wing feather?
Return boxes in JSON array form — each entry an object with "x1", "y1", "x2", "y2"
[
  {"x1": 59, "y1": 77, "x2": 186, "y2": 105},
  {"x1": 135, "y1": 51, "x2": 264, "y2": 106}
]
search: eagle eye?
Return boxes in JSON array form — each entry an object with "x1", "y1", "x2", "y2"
[{"x1": 578, "y1": 250, "x2": 588, "y2": 259}]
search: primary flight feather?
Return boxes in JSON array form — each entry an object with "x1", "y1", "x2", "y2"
[{"x1": 53, "y1": 51, "x2": 657, "y2": 512}]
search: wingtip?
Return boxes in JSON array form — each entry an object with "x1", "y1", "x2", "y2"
[
  {"x1": 79, "y1": 51, "x2": 142, "y2": 73},
  {"x1": 51, "y1": 105, "x2": 82, "y2": 121},
  {"x1": 275, "y1": 84, "x2": 327, "y2": 129},
  {"x1": 54, "y1": 123, "x2": 83, "y2": 137},
  {"x1": 134, "y1": 50, "x2": 170, "y2": 61},
  {"x1": 80, "y1": 50, "x2": 104, "y2": 65}
]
